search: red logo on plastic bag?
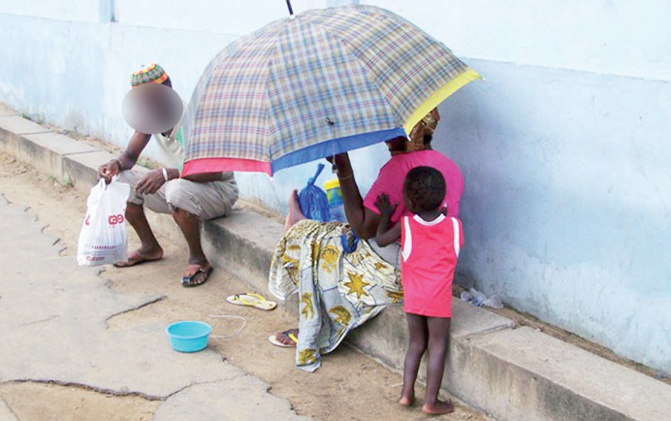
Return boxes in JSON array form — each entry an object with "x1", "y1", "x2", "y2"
[{"x1": 108, "y1": 214, "x2": 125, "y2": 225}]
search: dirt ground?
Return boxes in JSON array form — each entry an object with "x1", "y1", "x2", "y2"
[{"x1": 0, "y1": 153, "x2": 490, "y2": 420}]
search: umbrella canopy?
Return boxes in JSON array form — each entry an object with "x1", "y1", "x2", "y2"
[{"x1": 179, "y1": 4, "x2": 480, "y2": 176}]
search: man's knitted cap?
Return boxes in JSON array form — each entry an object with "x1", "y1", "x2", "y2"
[{"x1": 131, "y1": 63, "x2": 169, "y2": 88}]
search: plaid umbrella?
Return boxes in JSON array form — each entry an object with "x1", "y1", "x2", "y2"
[{"x1": 179, "y1": 4, "x2": 480, "y2": 176}]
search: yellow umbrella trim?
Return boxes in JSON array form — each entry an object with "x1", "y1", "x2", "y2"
[{"x1": 404, "y1": 68, "x2": 482, "y2": 134}]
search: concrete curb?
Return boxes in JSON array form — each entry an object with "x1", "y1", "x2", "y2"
[{"x1": 2, "y1": 109, "x2": 670, "y2": 421}]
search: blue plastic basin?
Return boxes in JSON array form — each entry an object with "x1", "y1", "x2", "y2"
[{"x1": 166, "y1": 321, "x2": 212, "y2": 353}]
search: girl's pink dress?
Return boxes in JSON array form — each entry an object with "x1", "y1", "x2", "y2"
[{"x1": 400, "y1": 214, "x2": 463, "y2": 318}]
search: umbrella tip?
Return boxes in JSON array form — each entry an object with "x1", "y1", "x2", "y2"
[{"x1": 285, "y1": 0, "x2": 294, "y2": 16}]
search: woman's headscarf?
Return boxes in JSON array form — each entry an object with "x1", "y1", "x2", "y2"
[{"x1": 407, "y1": 108, "x2": 440, "y2": 151}]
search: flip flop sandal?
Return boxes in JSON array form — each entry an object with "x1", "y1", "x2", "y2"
[
  {"x1": 226, "y1": 293, "x2": 277, "y2": 311},
  {"x1": 181, "y1": 266, "x2": 213, "y2": 287},
  {"x1": 268, "y1": 329, "x2": 298, "y2": 348}
]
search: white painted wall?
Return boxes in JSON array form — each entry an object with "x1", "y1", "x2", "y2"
[
  {"x1": 364, "y1": 0, "x2": 671, "y2": 81},
  {"x1": 0, "y1": 0, "x2": 98, "y2": 22},
  {"x1": 116, "y1": 0, "x2": 319, "y2": 34},
  {"x1": 362, "y1": 0, "x2": 671, "y2": 372},
  {"x1": 1, "y1": 0, "x2": 669, "y2": 373},
  {"x1": 436, "y1": 60, "x2": 671, "y2": 372}
]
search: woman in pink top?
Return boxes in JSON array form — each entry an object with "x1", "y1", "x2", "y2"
[
  {"x1": 363, "y1": 107, "x2": 463, "y2": 222},
  {"x1": 375, "y1": 166, "x2": 463, "y2": 415},
  {"x1": 363, "y1": 148, "x2": 464, "y2": 220},
  {"x1": 269, "y1": 111, "x2": 465, "y2": 373}
]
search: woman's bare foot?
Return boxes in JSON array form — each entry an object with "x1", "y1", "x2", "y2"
[
  {"x1": 422, "y1": 399, "x2": 454, "y2": 415},
  {"x1": 268, "y1": 328, "x2": 299, "y2": 347},
  {"x1": 398, "y1": 393, "x2": 415, "y2": 407},
  {"x1": 284, "y1": 189, "x2": 306, "y2": 231}
]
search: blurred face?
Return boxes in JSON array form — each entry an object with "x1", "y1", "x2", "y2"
[{"x1": 121, "y1": 83, "x2": 183, "y2": 134}]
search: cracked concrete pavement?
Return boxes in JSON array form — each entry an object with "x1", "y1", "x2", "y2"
[{"x1": 0, "y1": 195, "x2": 308, "y2": 420}]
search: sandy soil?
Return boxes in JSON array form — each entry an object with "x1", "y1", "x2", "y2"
[
  {"x1": 0, "y1": 383, "x2": 158, "y2": 421},
  {"x1": 0, "y1": 153, "x2": 489, "y2": 420}
]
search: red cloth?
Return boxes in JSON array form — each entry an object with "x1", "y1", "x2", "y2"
[
  {"x1": 400, "y1": 214, "x2": 463, "y2": 318},
  {"x1": 363, "y1": 150, "x2": 464, "y2": 222},
  {"x1": 182, "y1": 157, "x2": 271, "y2": 176}
]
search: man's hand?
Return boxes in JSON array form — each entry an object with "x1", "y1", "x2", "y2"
[
  {"x1": 374, "y1": 193, "x2": 397, "y2": 218},
  {"x1": 98, "y1": 159, "x2": 121, "y2": 183},
  {"x1": 135, "y1": 169, "x2": 166, "y2": 195}
]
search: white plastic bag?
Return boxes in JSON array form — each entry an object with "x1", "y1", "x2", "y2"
[{"x1": 77, "y1": 178, "x2": 131, "y2": 267}]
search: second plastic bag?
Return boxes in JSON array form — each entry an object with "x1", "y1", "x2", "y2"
[{"x1": 77, "y1": 178, "x2": 131, "y2": 267}]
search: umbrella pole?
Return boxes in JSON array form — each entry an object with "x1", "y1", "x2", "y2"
[{"x1": 285, "y1": 0, "x2": 294, "y2": 16}]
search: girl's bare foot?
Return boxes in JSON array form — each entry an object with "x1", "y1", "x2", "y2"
[
  {"x1": 284, "y1": 189, "x2": 306, "y2": 231},
  {"x1": 398, "y1": 394, "x2": 415, "y2": 407},
  {"x1": 422, "y1": 399, "x2": 454, "y2": 415}
]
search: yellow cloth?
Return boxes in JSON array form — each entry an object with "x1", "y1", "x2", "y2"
[{"x1": 268, "y1": 220, "x2": 402, "y2": 372}]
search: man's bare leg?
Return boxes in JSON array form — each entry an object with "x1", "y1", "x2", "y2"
[
  {"x1": 284, "y1": 189, "x2": 306, "y2": 231},
  {"x1": 116, "y1": 202, "x2": 163, "y2": 266},
  {"x1": 172, "y1": 207, "x2": 211, "y2": 286}
]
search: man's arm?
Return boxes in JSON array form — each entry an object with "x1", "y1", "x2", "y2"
[
  {"x1": 98, "y1": 131, "x2": 151, "y2": 181},
  {"x1": 332, "y1": 153, "x2": 380, "y2": 240},
  {"x1": 119, "y1": 130, "x2": 151, "y2": 169},
  {"x1": 99, "y1": 131, "x2": 176, "y2": 195}
]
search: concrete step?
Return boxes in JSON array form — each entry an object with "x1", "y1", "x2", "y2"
[{"x1": 2, "y1": 110, "x2": 671, "y2": 421}]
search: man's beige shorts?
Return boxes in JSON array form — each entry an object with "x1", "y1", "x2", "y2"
[{"x1": 118, "y1": 169, "x2": 238, "y2": 220}]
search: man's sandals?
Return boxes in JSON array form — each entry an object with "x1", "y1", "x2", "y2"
[{"x1": 181, "y1": 264, "x2": 213, "y2": 287}]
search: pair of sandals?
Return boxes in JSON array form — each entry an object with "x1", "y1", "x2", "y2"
[{"x1": 225, "y1": 293, "x2": 296, "y2": 347}]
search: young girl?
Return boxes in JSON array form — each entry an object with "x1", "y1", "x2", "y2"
[{"x1": 375, "y1": 166, "x2": 463, "y2": 415}]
